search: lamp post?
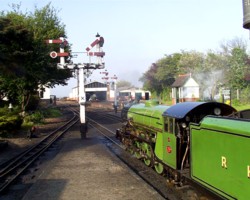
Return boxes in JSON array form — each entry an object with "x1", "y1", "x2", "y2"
[{"x1": 101, "y1": 72, "x2": 118, "y2": 113}]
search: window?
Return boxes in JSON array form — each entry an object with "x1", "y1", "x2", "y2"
[
  {"x1": 164, "y1": 117, "x2": 175, "y2": 134},
  {"x1": 169, "y1": 118, "x2": 174, "y2": 133},
  {"x1": 164, "y1": 118, "x2": 168, "y2": 132}
]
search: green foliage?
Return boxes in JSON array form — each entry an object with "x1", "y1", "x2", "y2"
[
  {"x1": 231, "y1": 99, "x2": 240, "y2": 107},
  {"x1": 0, "y1": 3, "x2": 72, "y2": 112},
  {"x1": 24, "y1": 110, "x2": 44, "y2": 124},
  {"x1": 232, "y1": 103, "x2": 250, "y2": 111},
  {"x1": 0, "y1": 105, "x2": 20, "y2": 116},
  {"x1": 227, "y1": 48, "x2": 249, "y2": 89},
  {"x1": 0, "y1": 114, "x2": 23, "y2": 136},
  {"x1": 43, "y1": 107, "x2": 62, "y2": 118},
  {"x1": 140, "y1": 37, "x2": 250, "y2": 103},
  {"x1": 178, "y1": 50, "x2": 204, "y2": 74},
  {"x1": 31, "y1": 111, "x2": 44, "y2": 123},
  {"x1": 29, "y1": 3, "x2": 65, "y2": 41},
  {"x1": 238, "y1": 86, "x2": 250, "y2": 104},
  {"x1": 23, "y1": 107, "x2": 62, "y2": 124},
  {"x1": 160, "y1": 88, "x2": 171, "y2": 104}
]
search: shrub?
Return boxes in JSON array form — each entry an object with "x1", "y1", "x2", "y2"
[
  {"x1": 24, "y1": 110, "x2": 44, "y2": 124},
  {"x1": 0, "y1": 115, "x2": 23, "y2": 136},
  {"x1": 43, "y1": 108, "x2": 62, "y2": 118},
  {"x1": 23, "y1": 107, "x2": 61, "y2": 124}
]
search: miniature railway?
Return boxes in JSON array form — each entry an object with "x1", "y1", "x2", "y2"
[
  {"x1": 0, "y1": 107, "x2": 79, "y2": 194},
  {"x1": 88, "y1": 117, "x2": 124, "y2": 149},
  {"x1": 86, "y1": 110, "x2": 179, "y2": 200},
  {"x1": 86, "y1": 109, "x2": 220, "y2": 200},
  {"x1": 0, "y1": 103, "x2": 224, "y2": 199}
]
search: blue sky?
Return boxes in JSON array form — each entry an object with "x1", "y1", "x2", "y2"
[{"x1": 1, "y1": 0, "x2": 249, "y2": 97}]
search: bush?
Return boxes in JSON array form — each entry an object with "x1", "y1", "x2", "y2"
[
  {"x1": 0, "y1": 115, "x2": 23, "y2": 136},
  {"x1": 43, "y1": 108, "x2": 62, "y2": 118},
  {"x1": 24, "y1": 110, "x2": 44, "y2": 124},
  {"x1": 239, "y1": 87, "x2": 250, "y2": 104},
  {"x1": 23, "y1": 108, "x2": 61, "y2": 124}
]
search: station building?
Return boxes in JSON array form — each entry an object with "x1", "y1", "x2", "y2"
[
  {"x1": 69, "y1": 81, "x2": 111, "y2": 101},
  {"x1": 68, "y1": 81, "x2": 151, "y2": 103},
  {"x1": 38, "y1": 86, "x2": 57, "y2": 105},
  {"x1": 118, "y1": 87, "x2": 151, "y2": 101},
  {"x1": 171, "y1": 74, "x2": 199, "y2": 104}
]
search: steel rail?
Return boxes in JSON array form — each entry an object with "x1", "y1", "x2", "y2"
[
  {"x1": 86, "y1": 112, "x2": 171, "y2": 200},
  {"x1": 0, "y1": 108, "x2": 79, "y2": 194},
  {"x1": 87, "y1": 117, "x2": 125, "y2": 149}
]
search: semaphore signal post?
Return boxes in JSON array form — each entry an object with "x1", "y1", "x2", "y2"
[
  {"x1": 101, "y1": 70, "x2": 118, "y2": 113},
  {"x1": 46, "y1": 33, "x2": 105, "y2": 138}
]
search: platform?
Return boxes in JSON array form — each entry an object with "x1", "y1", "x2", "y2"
[{"x1": 22, "y1": 121, "x2": 165, "y2": 200}]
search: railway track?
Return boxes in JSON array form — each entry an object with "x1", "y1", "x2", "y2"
[
  {"x1": 88, "y1": 117, "x2": 124, "y2": 149},
  {"x1": 86, "y1": 111, "x2": 180, "y2": 200},
  {"x1": 0, "y1": 103, "x2": 220, "y2": 199},
  {"x1": 0, "y1": 107, "x2": 79, "y2": 194},
  {"x1": 86, "y1": 109, "x2": 220, "y2": 200}
]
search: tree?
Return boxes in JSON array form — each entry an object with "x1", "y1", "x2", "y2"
[
  {"x1": 27, "y1": 3, "x2": 72, "y2": 88},
  {"x1": 0, "y1": 16, "x2": 33, "y2": 77},
  {"x1": 220, "y1": 37, "x2": 250, "y2": 100},
  {"x1": 140, "y1": 63, "x2": 162, "y2": 97},
  {"x1": 0, "y1": 14, "x2": 36, "y2": 110},
  {"x1": 227, "y1": 47, "x2": 248, "y2": 89},
  {"x1": 178, "y1": 50, "x2": 204, "y2": 75},
  {"x1": 140, "y1": 37, "x2": 250, "y2": 103},
  {"x1": 155, "y1": 53, "x2": 181, "y2": 85},
  {"x1": 195, "y1": 51, "x2": 228, "y2": 100},
  {"x1": 0, "y1": 4, "x2": 72, "y2": 112}
]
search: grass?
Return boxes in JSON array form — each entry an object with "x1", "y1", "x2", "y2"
[
  {"x1": 43, "y1": 107, "x2": 62, "y2": 118},
  {"x1": 21, "y1": 107, "x2": 63, "y2": 131},
  {"x1": 232, "y1": 104, "x2": 250, "y2": 111}
]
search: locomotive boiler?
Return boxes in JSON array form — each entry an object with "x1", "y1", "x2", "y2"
[{"x1": 116, "y1": 100, "x2": 250, "y2": 199}]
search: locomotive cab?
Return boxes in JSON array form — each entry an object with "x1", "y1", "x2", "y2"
[
  {"x1": 161, "y1": 102, "x2": 236, "y2": 172},
  {"x1": 161, "y1": 115, "x2": 190, "y2": 171}
]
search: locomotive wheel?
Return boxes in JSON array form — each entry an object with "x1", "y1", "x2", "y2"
[
  {"x1": 134, "y1": 141, "x2": 142, "y2": 159},
  {"x1": 123, "y1": 138, "x2": 134, "y2": 154},
  {"x1": 127, "y1": 143, "x2": 134, "y2": 155},
  {"x1": 128, "y1": 148, "x2": 134, "y2": 155},
  {"x1": 142, "y1": 142, "x2": 152, "y2": 166},
  {"x1": 154, "y1": 162, "x2": 164, "y2": 175}
]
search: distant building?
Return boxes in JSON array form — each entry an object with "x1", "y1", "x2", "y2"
[
  {"x1": 69, "y1": 81, "x2": 111, "y2": 101},
  {"x1": 171, "y1": 73, "x2": 199, "y2": 104},
  {"x1": 38, "y1": 86, "x2": 57, "y2": 105},
  {"x1": 118, "y1": 87, "x2": 151, "y2": 101},
  {"x1": 68, "y1": 81, "x2": 151, "y2": 103},
  {"x1": 38, "y1": 86, "x2": 51, "y2": 99}
]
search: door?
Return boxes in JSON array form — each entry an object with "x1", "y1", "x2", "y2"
[{"x1": 162, "y1": 117, "x2": 177, "y2": 169}]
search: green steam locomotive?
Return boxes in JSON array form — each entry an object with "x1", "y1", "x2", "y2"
[{"x1": 116, "y1": 100, "x2": 250, "y2": 199}]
